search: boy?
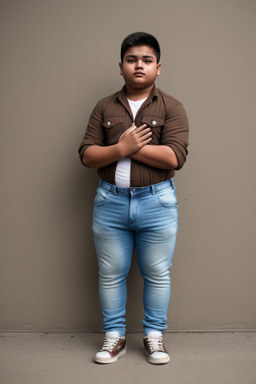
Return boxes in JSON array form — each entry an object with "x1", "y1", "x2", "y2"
[{"x1": 78, "y1": 32, "x2": 189, "y2": 364}]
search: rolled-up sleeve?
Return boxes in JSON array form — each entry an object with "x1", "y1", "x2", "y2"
[
  {"x1": 161, "y1": 102, "x2": 189, "y2": 170},
  {"x1": 78, "y1": 102, "x2": 104, "y2": 165}
]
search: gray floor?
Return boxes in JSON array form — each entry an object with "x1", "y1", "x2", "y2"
[{"x1": 1, "y1": 332, "x2": 256, "y2": 384}]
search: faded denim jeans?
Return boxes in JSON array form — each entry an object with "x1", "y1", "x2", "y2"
[{"x1": 92, "y1": 178, "x2": 178, "y2": 336}]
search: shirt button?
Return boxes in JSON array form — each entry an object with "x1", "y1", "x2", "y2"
[
  {"x1": 152, "y1": 120, "x2": 157, "y2": 125},
  {"x1": 107, "y1": 121, "x2": 111, "y2": 126}
]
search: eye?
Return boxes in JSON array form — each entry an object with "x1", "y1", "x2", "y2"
[
  {"x1": 145, "y1": 60, "x2": 152, "y2": 64},
  {"x1": 127, "y1": 59, "x2": 135, "y2": 63}
]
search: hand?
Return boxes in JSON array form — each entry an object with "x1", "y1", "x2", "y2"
[{"x1": 118, "y1": 124, "x2": 152, "y2": 157}]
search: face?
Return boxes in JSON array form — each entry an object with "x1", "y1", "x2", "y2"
[{"x1": 119, "y1": 45, "x2": 161, "y2": 91}]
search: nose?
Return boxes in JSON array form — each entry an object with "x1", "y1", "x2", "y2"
[{"x1": 136, "y1": 60, "x2": 143, "y2": 69}]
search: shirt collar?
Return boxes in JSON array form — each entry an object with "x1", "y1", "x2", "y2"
[{"x1": 117, "y1": 85, "x2": 158, "y2": 105}]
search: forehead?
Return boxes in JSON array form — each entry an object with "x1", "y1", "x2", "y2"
[{"x1": 124, "y1": 45, "x2": 156, "y2": 59}]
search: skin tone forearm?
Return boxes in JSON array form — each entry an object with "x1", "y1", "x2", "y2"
[
  {"x1": 129, "y1": 145, "x2": 178, "y2": 169},
  {"x1": 83, "y1": 144, "x2": 125, "y2": 168},
  {"x1": 83, "y1": 123, "x2": 178, "y2": 170},
  {"x1": 83, "y1": 124, "x2": 152, "y2": 168}
]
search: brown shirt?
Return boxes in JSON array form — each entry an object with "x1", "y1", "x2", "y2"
[{"x1": 78, "y1": 86, "x2": 189, "y2": 187}]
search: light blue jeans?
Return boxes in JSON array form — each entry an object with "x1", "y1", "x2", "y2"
[{"x1": 92, "y1": 178, "x2": 178, "y2": 336}]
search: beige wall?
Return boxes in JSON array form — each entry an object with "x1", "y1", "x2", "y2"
[{"x1": 1, "y1": 0, "x2": 256, "y2": 332}]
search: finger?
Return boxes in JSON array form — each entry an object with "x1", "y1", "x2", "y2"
[
  {"x1": 135, "y1": 124, "x2": 148, "y2": 132},
  {"x1": 128, "y1": 123, "x2": 136, "y2": 132},
  {"x1": 141, "y1": 137, "x2": 152, "y2": 145},
  {"x1": 137, "y1": 128, "x2": 152, "y2": 137}
]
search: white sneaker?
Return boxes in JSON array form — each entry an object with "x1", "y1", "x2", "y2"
[
  {"x1": 94, "y1": 331, "x2": 127, "y2": 364},
  {"x1": 144, "y1": 331, "x2": 170, "y2": 364}
]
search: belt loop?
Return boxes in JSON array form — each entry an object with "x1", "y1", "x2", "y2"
[
  {"x1": 111, "y1": 184, "x2": 117, "y2": 195},
  {"x1": 170, "y1": 178, "x2": 174, "y2": 189},
  {"x1": 151, "y1": 184, "x2": 155, "y2": 194}
]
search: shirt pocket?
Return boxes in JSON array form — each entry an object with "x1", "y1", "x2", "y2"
[
  {"x1": 141, "y1": 116, "x2": 165, "y2": 144},
  {"x1": 103, "y1": 116, "x2": 124, "y2": 145}
]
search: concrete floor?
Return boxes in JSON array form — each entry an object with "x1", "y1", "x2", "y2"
[{"x1": 1, "y1": 332, "x2": 256, "y2": 384}]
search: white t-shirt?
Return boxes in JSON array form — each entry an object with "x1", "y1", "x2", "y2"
[{"x1": 115, "y1": 97, "x2": 147, "y2": 187}]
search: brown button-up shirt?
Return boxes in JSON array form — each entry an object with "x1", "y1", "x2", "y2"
[{"x1": 78, "y1": 86, "x2": 189, "y2": 187}]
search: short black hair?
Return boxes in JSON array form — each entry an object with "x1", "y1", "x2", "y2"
[{"x1": 121, "y1": 32, "x2": 161, "y2": 63}]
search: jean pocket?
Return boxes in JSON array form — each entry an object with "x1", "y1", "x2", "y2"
[
  {"x1": 94, "y1": 186, "x2": 110, "y2": 206},
  {"x1": 156, "y1": 187, "x2": 178, "y2": 208}
]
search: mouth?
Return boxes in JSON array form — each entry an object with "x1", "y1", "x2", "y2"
[{"x1": 134, "y1": 72, "x2": 145, "y2": 77}]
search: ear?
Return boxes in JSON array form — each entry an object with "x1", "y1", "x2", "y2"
[
  {"x1": 156, "y1": 63, "x2": 161, "y2": 76},
  {"x1": 119, "y1": 62, "x2": 123, "y2": 75}
]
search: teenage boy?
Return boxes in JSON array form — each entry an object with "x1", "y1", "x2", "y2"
[{"x1": 78, "y1": 32, "x2": 189, "y2": 365}]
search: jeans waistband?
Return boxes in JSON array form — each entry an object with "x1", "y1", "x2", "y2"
[{"x1": 99, "y1": 178, "x2": 175, "y2": 197}]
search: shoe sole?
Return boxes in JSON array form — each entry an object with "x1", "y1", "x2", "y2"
[{"x1": 94, "y1": 346, "x2": 127, "y2": 364}]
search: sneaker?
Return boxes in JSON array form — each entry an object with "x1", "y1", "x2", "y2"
[
  {"x1": 143, "y1": 331, "x2": 170, "y2": 364},
  {"x1": 94, "y1": 331, "x2": 127, "y2": 364}
]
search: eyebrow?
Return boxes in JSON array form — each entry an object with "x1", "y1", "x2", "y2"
[{"x1": 125, "y1": 55, "x2": 154, "y2": 59}]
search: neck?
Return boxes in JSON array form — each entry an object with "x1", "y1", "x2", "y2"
[{"x1": 125, "y1": 84, "x2": 154, "y2": 101}]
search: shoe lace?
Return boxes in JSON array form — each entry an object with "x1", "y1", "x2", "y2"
[
  {"x1": 147, "y1": 335, "x2": 165, "y2": 353},
  {"x1": 101, "y1": 335, "x2": 120, "y2": 352}
]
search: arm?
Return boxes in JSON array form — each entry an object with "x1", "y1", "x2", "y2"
[
  {"x1": 83, "y1": 144, "x2": 124, "y2": 168},
  {"x1": 130, "y1": 102, "x2": 189, "y2": 170},
  {"x1": 161, "y1": 103, "x2": 189, "y2": 170},
  {"x1": 83, "y1": 124, "x2": 152, "y2": 168},
  {"x1": 129, "y1": 145, "x2": 178, "y2": 169}
]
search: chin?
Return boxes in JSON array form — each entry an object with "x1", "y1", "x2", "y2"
[{"x1": 133, "y1": 82, "x2": 154, "y2": 89}]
